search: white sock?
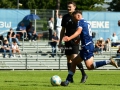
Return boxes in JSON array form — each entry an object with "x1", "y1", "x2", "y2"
[{"x1": 106, "y1": 60, "x2": 111, "y2": 64}]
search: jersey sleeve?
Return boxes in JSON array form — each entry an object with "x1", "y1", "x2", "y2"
[{"x1": 77, "y1": 21, "x2": 82, "y2": 29}]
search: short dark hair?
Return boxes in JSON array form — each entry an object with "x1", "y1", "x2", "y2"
[
  {"x1": 59, "y1": 14, "x2": 62, "y2": 16},
  {"x1": 13, "y1": 40, "x2": 16, "y2": 43},
  {"x1": 10, "y1": 28, "x2": 13, "y2": 30},
  {"x1": 72, "y1": 10, "x2": 82, "y2": 15},
  {"x1": 67, "y1": 1, "x2": 76, "y2": 6},
  {"x1": 49, "y1": 17, "x2": 53, "y2": 20},
  {"x1": 3, "y1": 40, "x2": 7, "y2": 43}
]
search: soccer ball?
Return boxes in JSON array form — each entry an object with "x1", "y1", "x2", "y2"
[{"x1": 50, "y1": 75, "x2": 61, "y2": 86}]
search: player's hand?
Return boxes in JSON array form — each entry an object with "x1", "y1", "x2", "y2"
[
  {"x1": 75, "y1": 38, "x2": 80, "y2": 44},
  {"x1": 63, "y1": 36, "x2": 70, "y2": 42}
]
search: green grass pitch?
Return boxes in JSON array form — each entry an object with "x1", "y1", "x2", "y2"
[{"x1": 0, "y1": 70, "x2": 119, "y2": 90}]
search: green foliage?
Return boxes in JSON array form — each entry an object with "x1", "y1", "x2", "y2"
[
  {"x1": 0, "y1": 0, "x2": 105, "y2": 11},
  {"x1": 0, "y1": 71, "x2": 120, "y2": 90},
  {"x1": 0, "y1": 0, "x2": 15, "y2": 8},
  {"x1": 60, "y1": 0, "x2": 105, "y2": 11},
  {"x1": 108, "y1": 0, "x2": 120, "y2": 11}
]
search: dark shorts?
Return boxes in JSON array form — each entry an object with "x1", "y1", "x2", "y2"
[
  {"x1": 79, "y1": 43, "x2": 94, "y2": 61},
  {"x1": 65, "y1": 41, "x2": 79, "y2": 55}
]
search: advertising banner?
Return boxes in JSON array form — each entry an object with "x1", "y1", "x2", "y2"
[
  {"x1": 0, "y1": 9, "x2": 30, "y2": 34},
  {"x1": 83, "y1": 11, "x2": 120, "y2": 40}
]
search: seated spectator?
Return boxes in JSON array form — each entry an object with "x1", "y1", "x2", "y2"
[
  {"x1": 1, "y1": 40, "x2": 13, "y2": 58},
  {"x1": 116, "y1": 46, "x2": 120, "y2": 57},
  {"x1": 19, "y1": 22, "x2": 27, "y2": 39},
  {"x1": 12, "y1": 41, "x2": 22, "y2": 58},
  {"x1": 7, "y1": 28, "x2": 21, "y2": 46},
  {"x1": 111, "y1": 33, "x2": 118, "y2": 47},
  {"x1": 104, "y1": 38, "x2": 111, "y2": 51},
  {"x1": 0, "y1": 35, "x2": 3, "y2": 45},
  {"x1": 26, "y1": 22, "x2": 38, "y2": 42},
  {"x1": 50, "y1": 31, "x2": 59, "y2": 57},
  {"x1": 94, "y1": 39, "x2": 104, "y2": 54}
]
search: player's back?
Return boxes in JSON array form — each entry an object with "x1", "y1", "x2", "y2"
[{"x1": 78, "y1": 19, "x2": 93, "y2": 46}]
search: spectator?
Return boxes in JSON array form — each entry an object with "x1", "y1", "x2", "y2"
[
  {"x1": 19, "y1": 22, "x2": 27, "y2": 39},
  {"x1": 48, "y1": 17, "x2": 54, "y2": 40},
  {"x1": 56, "y1": 10, "x2": 62, "y2": 40},
  {"x1": 94, "y1": 39, "x2": 104, "y2": 54},
  {"x1": 118, "y1": 20, "x2": 120, "y2": 26},
  {"x1": 7, "y1": 28, "x2": 21, "y2": 46},
  {"x1": 26, "y1": 22, "x2": 38, "y2": 42},
  {"x1": 116, "y1": 46, "x2": 120, "y2": 66},
  {"x1": 1, "y1": 40, "x2": 13, "y2": 58},
  {"x1": 116, "y1": 46, "x2": 120, "y2": 57},
  {"x1": 111, "y1": 33, "x2": 118, "y2": 47},
  {"x1": 50, "y1": 31, "x2": 59, "y2": 57},
  {"x1": 12, "y1": 41, "x2": 22, "y2": 58},
  {"x1": 0, "y1": 35, "x2": 3, "y2": 45},
  {"x1": 104, "y1": 38, "x2": 111, "y2": 51}
]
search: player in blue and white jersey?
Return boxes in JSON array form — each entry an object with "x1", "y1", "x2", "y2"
[{"x1": 61, "y1": 10, "x2": 118, "y2": 86}]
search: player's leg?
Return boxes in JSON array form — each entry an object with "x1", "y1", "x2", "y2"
[
  {"x1": 85, "y1": 57, "x2": 118, "y2": 70},
  {"x1": 71, "y1": 54, "x2": 87, "y2": 83},
  {"x1": 61, "y1": 54, "x2": 83, "y2": 86},
  {"x1": 71, "y1": 45, "x2": 87, "y2": 83},
  {"x1": 83, "y1": 43, "x2": 118, "y2": 69},
  {"x1": 66, "y1": 55, "x2": 73, "y2": 82},
  {"x1": 66, "y1": 55, "x2": 72, "y2": 70}
]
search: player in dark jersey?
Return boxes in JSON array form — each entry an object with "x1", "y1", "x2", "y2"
[
  {"x1": 58, "y1": 1, "x2": 87, "y2": 83},
  {"x1": 61, "y1": 10, "x2": 118, "y2": 86}
]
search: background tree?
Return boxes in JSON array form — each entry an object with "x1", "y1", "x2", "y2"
[
  {"x1": 108, "y1": 0, "x2": 120, "y2": 11},
  {"x1": 0, "y1": 0, "x2": 105, "y2": 11},
  {"x1": 0, "y1": 0, "x2": 15, "y2": 8},
  {"x1": 60, "y1": 0, "x2": 105, "y2": 11}
]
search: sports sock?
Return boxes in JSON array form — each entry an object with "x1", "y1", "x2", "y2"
[
  {"x1": 93, "y1": 61, "x2": 107, "y2": 68},
  {"x1": 77, "y1": 62, "x2": 86, "y2": 76},
  {"x1": 66, "y1": 70, "x2": 74, "y2": 82},
  {"x1": 67, "y1": 63, "x2": 71, "y2": 71},
  {"x1": 106, "y1": 60, "x2": 111, "y2": 64}
]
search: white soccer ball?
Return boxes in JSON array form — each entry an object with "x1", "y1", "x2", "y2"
[{"x1": 50, "y1": 75, "x2": 61, "y2": 86}]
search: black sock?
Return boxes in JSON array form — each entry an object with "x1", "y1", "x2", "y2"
[
  {"x1": 77, "y1": 62, "x2": 86, "y2": 76},
  {"x1": 67, "y1": 63, "x2": 71, "y2": 71},
  {"x1": 66, "y1": 74, "x2": 73, "y2": 82}
]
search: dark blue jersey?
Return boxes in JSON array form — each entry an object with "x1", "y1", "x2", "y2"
[{"x1": 77, "y1": 19, "x2": 93, "y2": 46}]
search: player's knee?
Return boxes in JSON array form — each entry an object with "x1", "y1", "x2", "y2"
[
  {"x1": 86, "y1": 65, "x2": 94, "y2": 70},
  {"x1": 87, "y1": 67, "x2": 92, "y2": 70}
]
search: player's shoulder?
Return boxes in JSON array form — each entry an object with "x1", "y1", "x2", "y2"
[
  {"x1": 63, "y1": 13, "x2": 70, "y2": 18},
  {"x1": 79, "y1": 19, "x2": 87, "y2": 22},
  {"x1": 80, "y1": 19, "x2": 89, "y2": 25}
]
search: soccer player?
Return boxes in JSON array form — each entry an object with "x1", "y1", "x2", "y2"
[
  {"x1": 58, "y1": 1, "x2": 87, "y2": 83},
  {"x1": 61, "y1": 10, "x2": 118, "y2": 86}
]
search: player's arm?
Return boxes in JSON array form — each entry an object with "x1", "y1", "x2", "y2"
[
  {"x1": 64, "y1": 27, "x2": 82, "y2": 42},
  {"x1": 58, "y1": 27, "x2": 65, "y2": 45},
  {"x1": 56, "y1": 10, "x2": 59, "y2": 18}
]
